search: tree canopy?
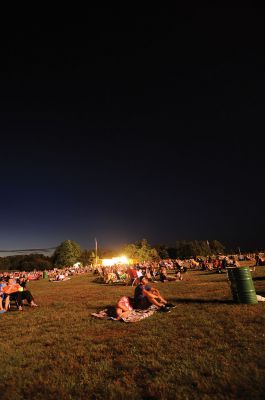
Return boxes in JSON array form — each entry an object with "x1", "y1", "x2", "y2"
[
  {"x1": 79, "y1": 249, "x2": 95, "y2": 266},
  {"x1": 0, "y1": 254, "x2": 52, "y2": 271},
  {"x1": 52, "y1": 240, "x2": 81, "y2": 267},
  {"x1": 168, "y1": 240, "x2": 226, "y2": 258},
  {"x1": 122, "y1": 239, "x2": 159, "y2": 262}
]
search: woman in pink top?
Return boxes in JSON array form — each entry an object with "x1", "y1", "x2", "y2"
[{"x1": 115, "y1": 296, "x2": 133, "y2": 320}]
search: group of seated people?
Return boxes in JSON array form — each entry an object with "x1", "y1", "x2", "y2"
[
  {"x1": 191, "y1": 256, "x2": 235, "y2": 272},
  {"x1": 255, "y1": 254, "x2": 265, "y2": 266},
  {"x1": 0, "y1": 275, "x2": 38, "y2": 313},
  {"x1": 49, "y1": 271, "x2": 71, "y2": 282},
  {"x1": 47, "y1": 265, "x2": 91, "y2": 281},
  {"x1": 94, "y1": 260, "x2": 186, "y2": 285},
  {"x1": 113, "y1": 276, "x2": 176, "y2": 320}
]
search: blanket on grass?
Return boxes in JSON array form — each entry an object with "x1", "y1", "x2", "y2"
[
  {"x1": 49, "y1": 278, "x2": 71, "y2": 282},
  {"x1": 91, "y1": 305, "x2": 158, "y2": 323}
]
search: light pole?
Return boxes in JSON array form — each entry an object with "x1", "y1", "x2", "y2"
[{"x1": 95, "y1": 238, "x2": 98, "y2": 266}]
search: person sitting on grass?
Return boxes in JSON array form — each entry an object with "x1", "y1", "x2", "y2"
[
  {"x1": 3, "y1": 278, "x2": 38, "y2": 311},
  {"x1": 159, "y1": 265, "x2": 177, "y2": 283},
  {"x1": 16, "y1": 276, "x2": 38, "y2": 308},
  {"x1": 0, "y1": 278, "x2": 7, "y2": 313},
  {"x1": 1, "y1": 278, "x2": 21, "y2": 311},
  {"x1": 134, "y1": 276, "x2": 175, "y2": 312}
]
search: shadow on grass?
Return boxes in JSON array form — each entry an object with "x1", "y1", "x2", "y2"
[
  {"x1": 170, "y1": 298, "x2": 233, "y2": 304},
  {"x1": 199, "y1": 271, "x2": 224, "y2": 275}
]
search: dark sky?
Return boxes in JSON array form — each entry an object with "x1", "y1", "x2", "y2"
[{"x1": 0, "y1": 5, "x2": 265, "y2": 252}]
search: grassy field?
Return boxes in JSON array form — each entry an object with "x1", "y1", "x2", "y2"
[{"x1": 1, "y1": 265, "x2": 265, "y2": 400}]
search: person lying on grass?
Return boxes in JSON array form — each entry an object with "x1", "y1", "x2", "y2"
[
  {"x1": 134, "y1": 276, "x2": 176, "y2": 312},
  {"x1": 115, "y1": 296, "x2": 134, "y2": 320}
]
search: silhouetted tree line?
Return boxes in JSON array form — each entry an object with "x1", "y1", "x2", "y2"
[
  {"x1": 0, "y1": 254, "x2": 52, "y2": 271},
  {"x1": 2, "y1": 238, "x2": 259, "y2": 270},
  {"x1": 0, "y1": 240, "x2": 95, "y2": 271},
  {"x1": 155, "y1": 240, "x2": 226, "y2": 259}
]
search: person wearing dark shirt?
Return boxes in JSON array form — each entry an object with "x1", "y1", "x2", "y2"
[
  {"x1": 15, "y1": 277, "x2": 38, "y2": 309},
  {"x1": 134, "y1": 276, "x2": 175, "y2": 312}
]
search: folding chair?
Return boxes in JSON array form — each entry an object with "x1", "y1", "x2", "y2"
[{"x1": 3, "y1": 294, "x2": 20, "y2": 310}]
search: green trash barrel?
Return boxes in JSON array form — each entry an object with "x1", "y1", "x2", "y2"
[
  {"x1": 43, "y1": 271, "x2": 48, "y2": 279},
  {"x1": 227, "y1": 267, "x2": 257, "y2": 304}
]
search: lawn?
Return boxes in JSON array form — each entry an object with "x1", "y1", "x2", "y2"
[{"x1": 1, "y1": 266, "x2": 265, "y2": 400}]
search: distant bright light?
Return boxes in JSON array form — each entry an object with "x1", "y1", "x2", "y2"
[
  {"x1": 102, "y1": 259, "x2": 115, "y2": 266},
  {"x1": 102, "y1": 255, "x2": 130, "y2": 266}
]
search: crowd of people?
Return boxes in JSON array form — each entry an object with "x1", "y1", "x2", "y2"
[
  {"x1": 93, "y1": 254, "x2": 264, "y2": 285},
  {"x1": 0, "y1": 266, "x2": 91, "y2": 313},
  {"x1": 47, "y1": 265, "x2": 91, "y2": 281},
  {"x1": 93, "y1": 253, "x2": 264, "y2": 320},
  {"x1": 1, "y1": 252, "x2": 263, "y2": 316},
  {"x1": 94, "y1": 259, "x2": 188, "y2": 285},
  {"x1": 0, "y1": 274, "x2": 38, "y2": 313},
  {"x1": 193, "y1": 253, "x2": 265, "y2": 272}
]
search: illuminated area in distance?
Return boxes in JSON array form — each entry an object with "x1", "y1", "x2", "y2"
[{"x1": 102, "y1": 256, "x2": 133, "y2": 266}]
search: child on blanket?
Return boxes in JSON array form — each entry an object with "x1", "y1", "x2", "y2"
[{"x1": 115, "y1": 296, "x2": 134, "y2": 320}]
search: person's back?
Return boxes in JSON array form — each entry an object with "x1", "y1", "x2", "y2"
[
  {"x1": 134, "y1": 279, "x2": 152, "y2": 308},
  {"x1": 222, "y1": 258, "x2": 227, "y2": 269},
  {"x1": 134, "y1": 283, "x2": 144, "y2": 304},
  {"x1": 134, "y1": 276, "x2": 174, "y2": 312},
  {"x1": 128, "y1": 268, "x2": 138, "y2": 279}
]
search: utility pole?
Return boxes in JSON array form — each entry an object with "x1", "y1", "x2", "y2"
[{"x1": 95, "y1": 238, "x2": 98, "y2": 266}]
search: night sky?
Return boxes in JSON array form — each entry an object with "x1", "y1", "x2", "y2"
[{"x1": 1, "y1": 6, "x2": 265, "y2": 253}]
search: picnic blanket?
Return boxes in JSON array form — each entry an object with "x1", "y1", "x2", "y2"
[
  {"x1": 91, "y1": 305, "x2": 158, "y2": 323},
  {"x1": 49, "y1": 278, "x2": 71, "y2": 282}
]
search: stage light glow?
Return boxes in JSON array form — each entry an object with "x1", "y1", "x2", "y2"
[{"x1": 102, "y1": 255, "x2": 131, "y2": 266}]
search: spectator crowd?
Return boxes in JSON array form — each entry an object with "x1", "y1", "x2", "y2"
[{"x1": 1, "y1": 252, "x2": 263, "y2": 315}]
